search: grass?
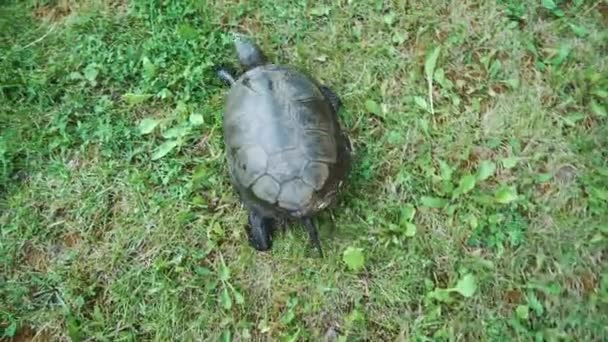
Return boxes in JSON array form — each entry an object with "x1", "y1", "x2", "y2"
[{"x1": 1, "y1": 0, "x2": 607, "y2": 340}]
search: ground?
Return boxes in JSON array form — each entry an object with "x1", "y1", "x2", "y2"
[{"x1": 1, "y1": 0, "x2": 607, "y2": 340}]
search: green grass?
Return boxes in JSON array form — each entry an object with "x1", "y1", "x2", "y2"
[{"x1": 1, "y1": 0, "x2": 607, "y2": 340}]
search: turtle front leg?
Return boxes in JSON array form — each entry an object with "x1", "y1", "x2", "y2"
[
  {"x1": 246, "y1": 209, "x2": 275, "y2": 251},
  {"x1": 302, "y1": 218, "x2": 324, "y2": 258},
  {"x1": 215, "y1": 65, "x2": 237, "y2": 85},
  {"x1": 319, "y1": 86, "x2": 343, "y2": 114}
]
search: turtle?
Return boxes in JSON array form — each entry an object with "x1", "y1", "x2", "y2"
[{"x1": 216, "y1": 35, "x2": 352, "y2": 257}]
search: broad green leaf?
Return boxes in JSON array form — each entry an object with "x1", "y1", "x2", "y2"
[
  {"x1": 345, "y1": 308, "x2": 364, "y2": 323},
  {"x1": 5, "y1": 321, "x2": 17, "y2": 337},
  {"x1": 175, "y1": 101, "x2": 188, "y2": 114},
  {"x1": 138, "y1": 118, "x2": 160, "y2": 135},
  {"x1": 191, "y1": 195, "x2": 205, "y2": 206},
  {"x1": 404, "y1": 222, "x2": 417, "y2": 237},
  {"x1": 477, "y1": 160, "x2": 496, "y2": 181},
  {"x1": 489, "y1": 59, "x2": 502, "y2": 78},
  {"x1": 488, "y1": 213, "x2": 503, "y2": 224},
  {"x1": 84, "y1": 64, "x2": 98, "y2": 82},
  {"x1": 220, "y1": 265, "x2": 231, "y2": 281},
  {"x1": 383, "y1": 12, "x2": 396, "y2": 25},
  {"x1": 285, "y1": 329, "x2": 301, "y2": 342},
  {"x1": 281, "y1": 310, "x2": 296, "y2": 325},
  {"x1": 67, "y1": 315, "x2": 83, "y2": 342},
  {"x1": 123, "y1": 93, "x2": 153, "y2": 106},
  {"x1": 364, "y1": 99, "x2": 382, "y2": 116},
  {"x1": 418, "y1": 118, "x2": 430, "y2": 136},
  {"x1": 535, "y1": 173, "x2": 553, "y2": 183},
  {"x1": 562, "y1": 112, "x2": 585, "y2": 127},
  {"x1": 194, "y1": 266, "x2": 212, "y2": 276},
  {"x1": 542, "y1": 0, "x2": 557, "y2": 10},
  {"x1": 421, "y1": 196, "x2": 448, "y2": 208},
  {"x1": 434, "y1": 68, "x2": 448, "y2": 88},
  {"x1": 592, "y1": 89, "x2": 608, "y2": 99},
  {"x1": 468, "y1": 214, "x2": 479, "y2": 229},
  {"x1": 142, "y1": 56, "x2": 156, "y2": 78},
  {"x1": 400, "y1": 204, "x2": 416, "y2": 223},
  {"x1": 189, "y1": 113, "x2": 204, "y2": 126},
  {"x1": 591, "y1": 233, "x2": 604, "y2": 243},
  {"x1": 473, "y1": 193, "x2": 494, "y2": 205},
  {"x1": 310, "y1": 5, "x2": 330, "y2": 16},
  {"x1": 221, "y1": 287, "x2": 232, "y2": 310},
  {"x1": 427, "y1": 288, "x2": 453, "y2": 303},
  {"x1": 414, "y1": 96, "x2": 429, "y2": 111},
  {"x1": 452, "y1": 273, "x2": 477, "y2": 297},
  {"x1": 599, "y1": 167, "x2": 608, "y2": 177},
  {"x1": 457, "y1": 174, "x2": 476, "y2": 194},
  {"x1": 163, "y1": 125, "x2": 190, "y2": 139},
  {"x1": 221, "y1": 330, "x2": 231, "y2": 342},
  {"x1": 342, "y1": 247, "x2": 365, "y2": 272},
  {"x1": 527, "y1": 292, "x2": 544, "y2": 315},
  {"x1": 587, "y1": 186, "x2": 608, "y2": 201},
  {"x1": 151, "y1": 139, "x2": 178, "y2": 160},
  {"x1": 568, "y1": 23, "x2": 588, "y2": 37},
  {"x1": 438, "y1": 159, "x2": 452, "y2": 181},
  {"x1": 178, "y1": 23, "x2": 198, "y2": 40},
  {"x1": 495, "y1": 186, "x2": 518, "y2": 204},
  {"x1": 502, "y1": 157, "x2": 518, "y2": 169},
  {"x1": 516, "y1": 305, "x2": 529, "y2": 320},
  {"x1": 387, "y1": 130, "x2": 404, "y2": 145},
  {"x1": 92, "y1": 305, "x2": 103, "y2": 324},
  {"x1": 158, "y1": 88, "x2": 173, "y2": 99},
  {"x1": 68, "y1": 71, "x2": 83, "y2": 80},
  {"x1": 392, "y1": 32, "x2": 407, "y2": 44},
  {"x1": 551, "y1": 44, "x2": 571, "y2": 66},
  {"x1": 425, "y1": 46, "x2": 441, "y2": 82},
  {"x1": 314, "y1": 54, "x2": 328, "y2": 62},
  {"x1": 591, "y1": 100, "x2": 606, "y2": 117},
  {"x1": 233, "y1": 289, "x2": 245, "y2": 305},
  {"x1": 504, "y1": 78, "x2": 520, "y2": 90},
  {"x1": 192, "y1": 165, "x2": 209, "y2": 184}
]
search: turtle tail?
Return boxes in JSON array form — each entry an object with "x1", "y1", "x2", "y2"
[{"x1": 302, "y1": 218, "x2": 324, "y2": 258}]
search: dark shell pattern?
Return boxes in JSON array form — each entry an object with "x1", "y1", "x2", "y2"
[{"x1": 223, "y1": 64, "x2": 343, "y2": 217}]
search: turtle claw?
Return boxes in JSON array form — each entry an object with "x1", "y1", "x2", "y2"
[
  {"x1": 302, "y1": 218, "x2": 324, "y2": 258},
  {"x1": 247, "y1": 211, "x2": 275, "y2": 251}
]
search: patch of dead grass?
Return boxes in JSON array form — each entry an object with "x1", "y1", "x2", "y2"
[
  {"x1": 22, "y1": 243, "x2": 50, "y2": 272},
  {"x1": 31, "y1": 0, "x2": 128, "y2": 23},
  {"x1": 4, "y1": 325, "x2": 53, "y2": 342}
]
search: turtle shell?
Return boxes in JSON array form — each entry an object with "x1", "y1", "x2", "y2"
[{"x1": 223, "y1": 64, "x2": 350, "y2": 219}]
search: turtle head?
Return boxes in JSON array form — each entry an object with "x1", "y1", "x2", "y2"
[{"x1": 233, "y1": 34, "x2": 268, "y2": 70}]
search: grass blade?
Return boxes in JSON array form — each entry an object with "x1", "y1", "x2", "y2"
[{"x1": 425, "y1": 46, "x2": 441, "y2": 116}]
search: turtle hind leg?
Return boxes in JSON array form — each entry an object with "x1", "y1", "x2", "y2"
[
  {"x1": 246, "y1": 210, "x2": 275, "y2": 251},
  {"x1": 319, "y1": 86, "x2": 343, "y2": 114},
  {"x1": 302, "y1": 218, "x2": 324, "y2": 258}
]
